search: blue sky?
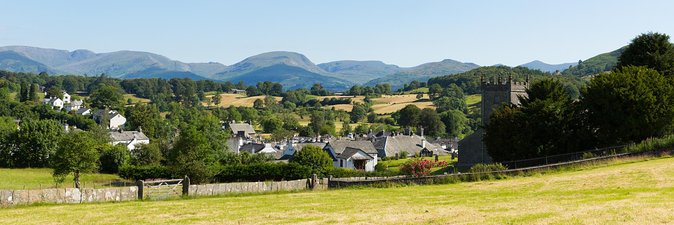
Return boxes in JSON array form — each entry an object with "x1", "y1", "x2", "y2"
[{"x1": 1, "y1": 0, "x2": 673, "y2": 67}]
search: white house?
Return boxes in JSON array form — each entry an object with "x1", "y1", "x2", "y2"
[
  {"x1": 42, "y1": 98, "x2": 64, "y2": 110},
  {"x1": 109, "y1": 130, "x2": 150, "y2": 151},
  {"x1": 65, "y1": 99, "x2": 84, "y2": 112},
  {"x1": 323, "y1": 140, "x2": 378, "y2": 172},
  {"x1": 76, "y1": 107, "x2": 91, "y2": 116},
  {"x1": 94, "y1": 110, "x2": 127, "y2": 130},
  {"x1": 336, "y1": 147, "x2": 376, "y2": 171},
  {"x1": 62, "y1": 91, "x2": 71, "y2": 104}
]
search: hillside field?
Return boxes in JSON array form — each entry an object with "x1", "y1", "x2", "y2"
[{"x1": 2, "y1": 156, "x2": 673, "y2": 224}]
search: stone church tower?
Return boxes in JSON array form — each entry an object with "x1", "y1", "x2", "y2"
[{"x1": 456, "y1": 74, "x2": 529, "y2": 170}]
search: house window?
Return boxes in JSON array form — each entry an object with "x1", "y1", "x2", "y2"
[{"x1": 340, "y1": 159, "x2": 343, "y2": 167}]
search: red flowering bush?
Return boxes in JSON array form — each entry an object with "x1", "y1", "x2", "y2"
[{"x1": 400, "y1": 158, "x2": 449, "y2": 177}]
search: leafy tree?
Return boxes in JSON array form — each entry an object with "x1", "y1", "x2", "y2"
[
  {"x1": 617, "y1": 32, "x2": 674, "y2": 76},
  {"x1": 434, "y1": 96, "x2": 467, "y2": 113},
  {"x1": 396, "y1": 104, "x2": 421, "y2": 128},
  {"x1": 582, "y1": 66, "x2": 674, "y2": 145},
  {"x1": 13, "y1": 119, "x2": 64, "y2": 168},
  {"x1": 440, "y1": 110, "x2": 469, "y2": 138},
  {"x1": 485, "y1": 79, "x2": 593, "y2": 161},
  {"x1": 90, "y1": 85, "x2": 124, "y2": 110},
  {"x1": 290, "y1": 145, "x2": 332, "y2": 176},
  {"x1": 46, "y1": 86, "x2": 63, "y2": 99},
  {"x1": 168, "y1": 126, "x2": 220, "y2": 183},
  {"x1": 271, "y1": 128, "x2": 295, "y2": 141},
  {"x1": 0, "y1": 117, "x2": 17, "y2": 167},
  {"x1": 29, "y1": 84, "x2": 39, "y2": 102},
  {"x1": 428, "y1": 84, "x2": 443, "y2": 100},
  {"x1": 341, "y1": 121, "x2": 352, "y2": 136},
  {"x1": 253, "y1": 99, "x2": 264, "y2": 109},
  {"x1": 418, "y1": 108, "x2": 445, "y2": 137},
  {"x1": 52, "y1": 131, "x2": 100, "y2": 188},
  {"x1": 261, "y1": 116, "x2": 283, "y2": 133},
  {"x1": 212, "y1": 92, "x2": 222, "y2": 106},
  {"x1": 354, "y1": 123, "x2": 369, "y2": 135},
  {"x1": 99, "y1": 144, "x2": 130, "y2": 174},
  {"x1": 350, "y1": 103, "x2": 367, "y2": 123},
  {"x1": 125, "y1": 104, "x2": 163, "y2": 139},
  {"x1": 130, "y1": 142, "x2": 164, "y2": 166},
  {"x1": 310, "y1": 83, "x2": 330, "y2": 96}
]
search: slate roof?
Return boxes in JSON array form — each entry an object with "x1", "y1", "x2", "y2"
[
  {"x1": 239, "y1": 143, "x2": 265, "y2": 153},
  {"x1": 109, "y1": 131, "x2": 149, "y2": 142},
  {"x1": 374, "y1": 135, "x2": 447, "y2": 157},
  {"x1": 70, "y1": 100, "x2": 84, "y2": 107},
  {"x1": 326, "y1": 140, "x2": 377, "y2": 154},
  {"x1": 337, "y1": 147, "x2": 374, "y2": 160},
  {"x1": 76, "y1": 107, "x2": 91, "y2": 115},
  {"x1": 229, "y1": 122, "x2": 255, "y2": 135}
]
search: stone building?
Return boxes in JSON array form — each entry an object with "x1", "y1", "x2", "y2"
[{"x1": 456, "y1": 75, "x2": 528, "y2": 170}]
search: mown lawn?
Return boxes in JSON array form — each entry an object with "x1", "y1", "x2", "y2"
[
  {"x1": 0, "y1": 168, "x2": 129, "y2": 190},
  {"x1": 2, "y1": 157, "x2": 673, "y2": 224}
]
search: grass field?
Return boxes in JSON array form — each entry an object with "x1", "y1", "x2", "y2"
[
  {"x1": 0, "y1": 168, "x2": 128, "y2": 190},
  {"x1": 370, "y1": 94, "x2": 435, "y2": 114},
  {"x1": 205, "y1": 93, "x2": 281, "y2": 108},
  {"x1": 123, "y1": 94, "x2": 151, "y2": 104},
  {"x1": 3, "y1": 156, "x2": 673, "y2": 224}
]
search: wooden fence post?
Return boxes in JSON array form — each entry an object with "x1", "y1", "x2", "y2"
[
  {"x1": 182, "y1": 176, "x2": 190, "y2": 196},
  {"x1": 136, "y1": 180, "x2": 144, "y2": 200}
]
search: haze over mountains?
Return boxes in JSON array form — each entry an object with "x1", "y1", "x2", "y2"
[{"x1": 0, "y1": 45, "x2": 616, "y2": 90}]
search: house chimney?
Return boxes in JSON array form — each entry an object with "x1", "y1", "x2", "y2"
[
  {"x1": 420, "y1": 127, "x2": 424, "y2": 138},
  {"x1": 138, "y1": 126, "x2": 143, "y2": 133}
]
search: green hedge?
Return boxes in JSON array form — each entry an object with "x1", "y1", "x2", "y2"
[{"x1": 215, "y1": 163, "x2": 312, "y2": 182}]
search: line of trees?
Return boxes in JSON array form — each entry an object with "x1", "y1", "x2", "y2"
[{"x1": 485, "y1": 32, "x2": 674, "y2": 162}]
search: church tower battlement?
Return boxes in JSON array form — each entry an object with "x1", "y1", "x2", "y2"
[{"x1": 480, "y1": 74, "x2": 529, "y2": 125}]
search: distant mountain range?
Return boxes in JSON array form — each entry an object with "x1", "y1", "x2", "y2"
[
  {"x1": 0, "y1": 45, "x2": 615, "y2": 90},
  {"x1": 519, "y1": 60, "x2": 577, "y2": 73}
]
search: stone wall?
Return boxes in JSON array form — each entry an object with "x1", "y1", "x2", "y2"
[
  {"x1": 0, "y1": 186, "x2": 137, "y2": 206},
  {"x1": 188, "y1": 178, "x2": 328, "y2": 197}
]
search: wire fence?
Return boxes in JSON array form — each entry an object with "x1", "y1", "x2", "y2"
[{"x1": 499, "y1": 145, "x2": 630, "y2": 169}]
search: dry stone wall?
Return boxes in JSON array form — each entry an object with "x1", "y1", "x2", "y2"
[{"x1": 0, "y1": 186, "x2": 137, "y2": 206}]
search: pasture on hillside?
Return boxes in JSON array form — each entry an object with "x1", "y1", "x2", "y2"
[
  {"x1": 3, "y1": 156, "x2": 673, "y2": 224},
  {"x1": 204, "y1": 93, "x2": 282, "y2": 108}
]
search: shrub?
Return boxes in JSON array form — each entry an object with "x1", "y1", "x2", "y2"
[
  {"x1": 400, "y1": 158, "x2": 449, "y2": 177},
  {"x1": 327, "y1": 167, "x2": 401, "y2": 178},
  {"x1": 290, "y1": 145, "x2": 333, "y2": 176},
  {"x1": 118, "y1": 165, "x2": 173, "y2": 180},
  {"x1": 581, "y1": 152, "x2": 596, "y2": 159},
  {"x1": 399, "y1": 151, "x2": 408, "y2": 159},
  {"x1": 468, "y1": 163, "x2": 508, "y2": 181},
  {"x1": 99, "y1": 144, "x2": 131, "y2": 174}
]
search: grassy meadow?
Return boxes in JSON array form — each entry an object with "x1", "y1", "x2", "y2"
[
  {"x1": 2, "y1": 156, "x2": 673, "y2": 224},
  {"x1": 0, "y1": 168, "x2": 129, "y2": 190}
]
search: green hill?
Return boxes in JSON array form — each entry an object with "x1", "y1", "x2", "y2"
[
  {"x1": 562, "y1": 47, "x2": 626, "y2": 76},
  {"x1": 428, "y1": 66, "x2": 585, "y2": 94},
  {"x1": 365, "y1": 59, "x2": 480, "y2": 89}
]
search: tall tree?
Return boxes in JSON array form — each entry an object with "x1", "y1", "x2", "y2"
[
  {"x1": 396, "y1": 104, "x2": 421, "y2": 128},
  {"x1": 52, "y1": 131, "x2": 100, "y2": 188},
  {"x1": 90, "y1": 85, "x2": 124, "y2": 110},
  {"x1": 582, "y1": 66, "x2": 674, "y2": 145},
  {"x1": 418, "y1": 108, "x2": 445, "y2": 137},
  {"x1": 617, "y1": 32, "x2": 674, "y2": 76},
  {"x1": 13, "y1": 119, "x2": 64, "y2": 168}
]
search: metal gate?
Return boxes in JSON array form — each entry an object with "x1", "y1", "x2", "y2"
[{"x1": 138, "y1": 178, "x2": 188, "y2": 200}]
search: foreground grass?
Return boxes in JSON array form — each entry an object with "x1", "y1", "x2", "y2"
[
  {"x1": 3, "y1": 156, "x2": 674, "y2": 224},
  {"x1": 0, "y1": 168, "x2": 129, "y2": 190}
]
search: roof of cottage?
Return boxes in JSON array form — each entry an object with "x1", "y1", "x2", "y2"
[
  {"x1": 109, "y1": 130, "x2": 149, "y2": 142},
  {"x1": 337, "y1": 147, "x2": 374, "y2": 160},
  {"x1": 374, "y1": 135, "x2": 446, "y2": 157},
  {"x1": 229, "y1": 122, "x2": 256, "y2": 135},
  {"x1": 325, "y1": 140, "x2": 377, "y2": 154}
]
